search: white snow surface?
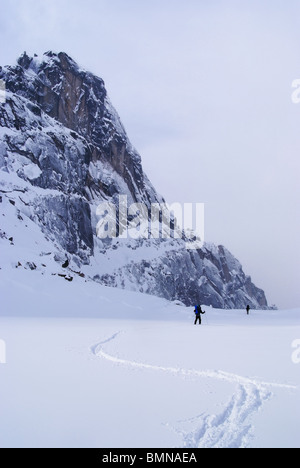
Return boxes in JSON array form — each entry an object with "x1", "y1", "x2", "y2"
[
  {"x1": 0, "y1": 265, "x2": 299, "y2": 448},
  {"x1": 0, "y1": 180, "x2": 300, "y2": 448}
]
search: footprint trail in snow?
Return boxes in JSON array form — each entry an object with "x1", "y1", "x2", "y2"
[{"x1": 91, "y1": 332, "x2": 296, "y2": 449}]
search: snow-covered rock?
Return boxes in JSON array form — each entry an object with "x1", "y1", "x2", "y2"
[{"x1": 0, "y1": 51, "x2": 269, "y2": 308}]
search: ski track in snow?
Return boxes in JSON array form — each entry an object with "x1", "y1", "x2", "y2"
[{"x1": 90, "y1": 332, "x2": 297, "y2": 449}]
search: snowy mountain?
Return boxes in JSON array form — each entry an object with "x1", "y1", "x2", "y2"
[{"x1": 0, "y1": 51, "x2": 268, "y2": 309}]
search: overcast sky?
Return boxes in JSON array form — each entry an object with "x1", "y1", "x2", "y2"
[{"x1": 1, "y1": 0, "x2": 300, "y2": 308}]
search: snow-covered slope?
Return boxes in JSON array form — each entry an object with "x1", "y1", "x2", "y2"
[
  {"x1": 0, "y1": 51, "x2": 269, "y2": 308},
  {"x1": 0, "y1": 266, "x2": 299, "y2": 448}
]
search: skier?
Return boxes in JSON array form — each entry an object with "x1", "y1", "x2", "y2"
[
  {"x1": 194, "y1": 305, "x2": 205, "y2": 325},
  {"x1": 246, "y1": 305, "x2": 250, "y2": 315}
]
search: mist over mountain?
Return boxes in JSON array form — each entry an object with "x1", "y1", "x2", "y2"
[{"x1": 0, "y1": 51, "x2": 269, "y2": 309}]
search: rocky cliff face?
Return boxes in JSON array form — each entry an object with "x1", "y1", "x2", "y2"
[
  {"x1": 0, "y1": 51, "x2": 269, "y2": 309},
  {"x1": 2, "y1": 51, "x2": 159, "y2": 205}
]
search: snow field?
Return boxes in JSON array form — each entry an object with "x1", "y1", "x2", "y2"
[{"x1": 0, "y1": 269, "x2": 299, "y2": 448}]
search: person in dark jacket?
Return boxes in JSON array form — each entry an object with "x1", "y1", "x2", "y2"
[
  {"x1": 246, "y1": 305, "x2": 250, "y2": 315},
  {"x1": 194, "y1": 305, "x2": 205, "y2": 325}
]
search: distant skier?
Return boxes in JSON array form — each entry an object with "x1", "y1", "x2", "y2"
[
  {"x1": 194, "y1": 305, "x2": 205, "y2": 325},
  {"x1": 246, "y1": 305, "x2": 250, "y2": 315}
]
